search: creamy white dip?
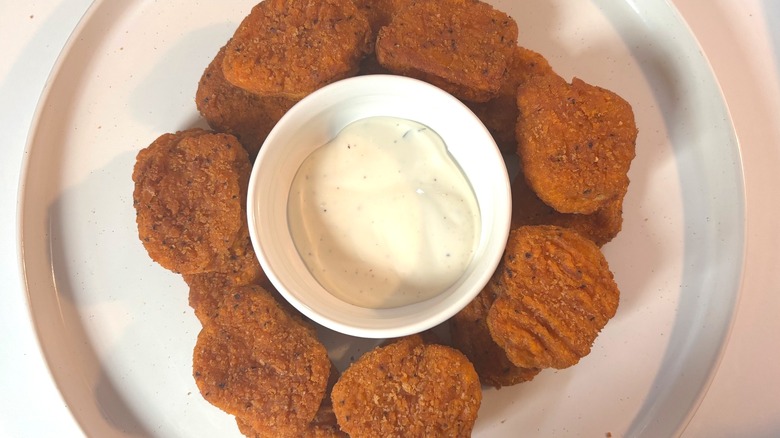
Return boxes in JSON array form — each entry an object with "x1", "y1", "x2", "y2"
[{"x1": 287, "y1": 116, "x2": 480, "y2": 308}]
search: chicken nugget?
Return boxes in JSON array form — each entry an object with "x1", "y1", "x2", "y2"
[
  {"x1": 375, "y1": 0, "x2": 518, "y2": 102},
  {"x1": 222, "y1": 0, "x2": 372, "y2": 99},
  {"x1": 450, "y1": 278, "x2": 540, "y2": 388},
  {"x1": 183, "y1": 230, "x2": 270, "y2": 324},
  {"x1": 486, "y1": 226, "x2": 620, "y2": 370},
  {"x1": 235, "y1": 363, "x2": 346, "y2": 438},
  {"x1": 467, "y1": 46, "x2": 553, "y2": 152},
  {"x1": 193, "y1": 285, "x2": 331, "y2": 437},
  {"x1": 511, "y1": 170, "x2": 624, "y2": 247},
  {"x1": 132, "y1": 129, "x2": 250, "y2": 274},
  {"x1": 332, "y1": 337, "x2": 481, "y2": 437},
  {"x1": 196, "y1": 42, "x2": 298, "y2": 158},
  {"x1": 516, "y1": 74, "x2": 638, "y2": 214}
]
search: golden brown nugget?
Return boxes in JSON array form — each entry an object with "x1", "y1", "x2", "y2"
[
  {"x1": 196, "y1": 42, "x2": 298, "y2": 158},
  {"x1": 375, "y1": 0, "x2": 518, "y2": 102},
  {"x1": 486, "y1": 226, "x2": 620, "y2": 370},
  {"x1": 183, "y1": 232, "x2": 271, "y2": 324},
  {"x1": 223, "y1": 0, "x2": 372, "y2": 99},
  {"x1": 235, "y1": 363, "x2": 346, "y2": 438},
  {"x1": 193, "y1": 285, "x2": 331, "y2": 437},
  {"x1": 510, "y1": 171, "x2": 624, "y2": 247},
  {"x1": 516, "y1": 74, "x2": 638, "y2": 214},
  {"x1": 467, "y1": 46, "x2": 554, "y2": 152},
  {"x1": 132, "y1": 129, "x2": 250, "y2": 274},
  {"x1": 332, "y1": 337, "x2": 481, "y2": 437},
  {"x1": 450, "y1": 278, "x2": 541, "y2": 388}
]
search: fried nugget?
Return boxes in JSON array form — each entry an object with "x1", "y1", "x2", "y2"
[
  {"x1": 222, "y1": 0, "x2": 372, "y2": 99},
  {"x1": 236, "y1": 364, "x2": 346, "y2": 438},
  {"x1": 183, "y1": 231, "x2": 270, "y2": 324},
  {"x1": 196, "y1": 42, "x2": 298, "y2": 158},
  {"x1": 193, "y1": 285, "x2": 331, "y2": 437},
  {"x1": 450, "y1": 278, "x2": 541, "y2": 388},
  {"x1": 516, "y1": 74, "x2": 638, "y2": 214},
  {"x1": 486, "y1": 226, "x2": 620, "y2": 370},
  {"x1": 375, "y1": 0, "x2": 518, "y2": 102},
  {"x1": 132, "y1": 129, "x2": 250, "y2": 274},
  {"x1": 332, "y1": 337, "x2": 481, "y2": 437},
  {"x1": 511, "y1": 171, "x2": 624, "y2": 247},
  {"x1": 467, "y1": 46, "x2": 553, "y2": 152}
]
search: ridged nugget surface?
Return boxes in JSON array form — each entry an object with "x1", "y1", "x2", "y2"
[
  {"x1": 132, "y1": 129, "x2": 250, "y2": 274},
  {"x1": 222, "y1": 0, "x2": 372, "y2": 99},
  {"x1": 450, "y1": 278, "x2": 541, "y2": 388},
  {"x1": 516, "y1": 75, "x2": 637, "y2": 214},
  {"x1": 196, "y1": 42, "x2": 297, "y2": 158},
  {"x1": 487, "y1": 226, "x2": 620, "y2": 369},
  {"x1": 375, "y1": 0, "x2": 518, "y2": 102},
  {"x1": 332, "y1": 337, "x2": 481, "y2": 437},
  {"x1": 193, "y1": 285, "x2": 331, "y2": 437}
]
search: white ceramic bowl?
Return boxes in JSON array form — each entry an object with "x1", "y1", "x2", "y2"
[{"x1": 247, "y1": 74, "x2": 510, "y2": 339}]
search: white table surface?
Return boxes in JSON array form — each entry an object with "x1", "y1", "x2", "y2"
[{"x1": 2, "y1": 1, "x2": 778, "y2": 436}]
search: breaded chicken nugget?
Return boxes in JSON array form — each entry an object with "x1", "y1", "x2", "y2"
[
  {"x1": 375, "y1": 0, "x2": 518, "y2": 102},
  {"x1": 236, "y1": 363, "x2": 346, "y2": 438},
  {"x1": 332, "y1": 337, "x2": 481, "y2": 437},
  {"x1": 222, "y1": 0, "x2": 372, "y2": 99},
  {"x1": 486, "y1": 226, "x2": 620, "y2": 369},
  {"x1": 132, "y1": 129, "x2": 250, "y2": 274},
  {"x1": 450, "y1": 278, "x2": 541, "y2": 388},
  {"x1": 193, "y1": 285, "x2": 331, "y2": 437},
  {"x1": 351, "y1": 0, "x2": 413, "y2": 39},
  {"x1": 196, "y1": 42, "x2": 298, "y2": 158},
  {"x1": 511, "y1": 171, "x2": 624, "y2": 247},
  {"x1": 183, "y1": 231, "x2": 270, "y2": 324},
  {"x1": 467, "y1": 46, "x2": 553, "y2": 152},
  {"x1": 516, "y1": 74, "x2": 638, "y2": 214}
]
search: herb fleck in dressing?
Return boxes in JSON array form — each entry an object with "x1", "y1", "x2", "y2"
[{"x1": 288, "y1": 116, "x2": 480, "y2": 308}]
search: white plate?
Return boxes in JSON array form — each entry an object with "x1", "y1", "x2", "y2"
[{"x1": 18, "y1": 0, "x2": 744, "y2": 436}]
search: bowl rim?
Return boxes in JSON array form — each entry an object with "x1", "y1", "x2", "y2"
[{"x1": 246, "y1": 74, "x2": 511, "y2": 338}]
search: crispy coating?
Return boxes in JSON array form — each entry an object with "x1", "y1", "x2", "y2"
[
  {"x1": 486, "y1": 226, "x2": 620, "y2": 369},
  {"x1": 375, "y1": 0, "x2": 518, "y2": 102},
  {"x1": 183, "y1": 231, "x2": 271, "y2": 324},
  {"x1": 332, "y1": 337, "x2": 481, "y2": 437},
  {"x1": 132, "y1": 129, "x2": 250, "y2": 274},
  {"x1": 450, "y1": 278, "x2": 541, "y2": 388},
  {"x1": 351, "y1": 0, "x2": 412, "y2": 40},
  {"x1": 222, "y1": 0, "x2": 372, "y2": 99},
  {"x1": 467, "y1": 46, "x2": 553, "y2": 152},
  {"x1": 236, "y1": 364, "x2": 346, "y2": 438},
  {"x1": 196, "y1": 42, "x2": 298, "y2": 158},
  {"x1": 193, "y1": 285, "x2": 331, "y2": 437},
  {"x1": 516, "y1": 74, "x2": 638, "y2": 214},
  {"x1": 511, "y1": 170, "x2": 624, "y2": 247}
]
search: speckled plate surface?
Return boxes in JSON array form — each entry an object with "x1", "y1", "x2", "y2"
[{"x1": 19, "y1": 0, "x2": 744, "y2": 436}]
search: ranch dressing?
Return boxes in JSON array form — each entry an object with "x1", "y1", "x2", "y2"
[{"x1": 287, "y1": 116, "x2": 480, "y2": 308}]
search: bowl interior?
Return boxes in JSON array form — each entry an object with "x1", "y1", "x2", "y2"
[{"x1": 247, "y1": 75, "x2": 510, "y2": 338}]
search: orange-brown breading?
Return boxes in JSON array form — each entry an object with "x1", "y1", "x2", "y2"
[
  {"x1": 132, "y1": 129, "x2": 250, "y2": 274},
  {"x1": 196, "y1": 42, "x2": 298, "y2": 158},
  {"x1": 235, "y1": 364, "x2": 346, "y2": 438},
  {"x1": 450, "y1": 278, "x2": 541, "y2": 388},
  {"x1": 350, "y1": 0, "x2": 412, "y2": 40},
  {"x1": 486, "y1": 226, "x2": 620, "y2": 370},
  {"x1": 516, "y1": 74, "x2": 638, "y2": 214},
  {"x1": 375, "y1": 0, "x2": 518, "y2": 102},
  {"x1": 331, "y1": 337, "x2": 481, "y2": 437},
  {"x1": 511, "y1": 171, "x2": 624, "y2": 247},
  {"x1": 222, "y1": 0, "x2": 372, "y2": 99},
  {"x1": 193, "y1": 285, "x2": 331, "y2": 437},
  {"x1": 467, "y1": 46, "x2": 554, "y2": 152},
  {"x1": 183, "y1": 232, "x2": 270, "y2": 324}
]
